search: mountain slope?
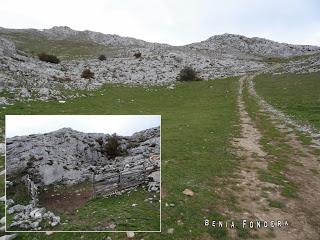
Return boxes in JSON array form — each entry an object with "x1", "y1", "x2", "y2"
[
  {"x1": 187, "y1": 33, "x2": 319, "y2": 57},
  {"x1": 0, "y1": 26, "x2": 319, "y2": 105},
  {"x1": 1, "y1": 27, "x2": 319, "y2": 58}
]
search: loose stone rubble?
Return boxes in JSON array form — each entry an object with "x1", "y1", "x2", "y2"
[
  {"x1": 271, "y1": 53, "x2": 320, "y2": 75},
  {"x1": 147, "y1": 170, "x2": 160, "y2": 192},
  {"x1": 8, "y1": 202, "x2": 60, "y2": 230}
]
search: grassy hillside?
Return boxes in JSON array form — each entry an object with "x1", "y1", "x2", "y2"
[
  {"x1": 1, "y1": 78, "x2": 240, "y2": 239},
  {"x1": 0, "y1": 31, "x2": 123, "y2": 60},
  {"x1": 254, "y1": 72, "x2": 320, "y2": 131}
]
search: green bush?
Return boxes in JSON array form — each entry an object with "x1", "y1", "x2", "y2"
[
  {"x1": 98, "y1": 54, "x2": 106, "y2": 61},
  {"x1": 38, "y1": 53, "x2": 60, "y2": 64},
  {"x1": 178, "y1": 66, "x2": 199, "y2": 81},
  {"x1": 104, "y1": 134, "x2": 121, "y2": 159},
  {"x1": 127, "y1": 141, "x2": 140, "y2": 149},
  {"x1": 134, "y1": 52, "x2": 142, "y2": 58},
  {"x1": 81, "y1": 69, "x2": 94, "y2": 79}
]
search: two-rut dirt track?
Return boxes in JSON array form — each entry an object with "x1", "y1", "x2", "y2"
[{"x1": 222, "y1": 72, "x2": 320, "y2": 240}]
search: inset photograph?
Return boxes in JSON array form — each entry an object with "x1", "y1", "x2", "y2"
[{"x1": 5, "y1": 115, "x2": 160, "y2": 232}]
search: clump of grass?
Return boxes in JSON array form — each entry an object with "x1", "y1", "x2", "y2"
[
  {"x1": 268, "y1": 199, "x2": 286, "y2": 209},
  {"x1": 98, "y1": 54, "x2": 106, "y2": 61},
  {"x1": 38, "y1": 53, "x2": 60, "y2": 64},
  {"x1": 177, "y1": 66, "x2": 201, "y2": 81},
  {"x1": 134, "y1": 52, "x2": 142, "y2": 58},
  {"x1": 81, "y1": 69, "x2": 94, "y2": 79}
]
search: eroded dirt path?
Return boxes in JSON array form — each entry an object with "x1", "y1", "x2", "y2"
[
  {"x1": 223, "y1": 75, "x2": 320, "y2": 239},
  {"x1": 247, "y1": 69, "x2": 320, "y2": 150}
]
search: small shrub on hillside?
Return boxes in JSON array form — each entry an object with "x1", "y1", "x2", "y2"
[
  {"x1": 127, "y1": 141, "x2": 140, "y2": 149},
  {"x1": 177, "y1": 66, "x2": 199, "y2": 81},
  {"x1": 134, "y1": 52, "x2": 142, "y2": 58},
  {"x1": 38, "y1": 53, "x2": 60, "y2": 64},
  {"x1": 104, "y1": 134, "x2": 121, "y2": 159},
  {"x1": 81, "y1": 69, "x2": 94, "y2": 79},
  {"x1": 98, "y1": 54, "x2": 106, "y2": 61}
]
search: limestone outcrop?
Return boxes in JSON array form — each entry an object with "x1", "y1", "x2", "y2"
[
  {"x1": 1, "y1": 26, "x2": 319, "y2": 105},
  {"x1": 6, "y1": 127, "x2": 160, "y2": 187}
]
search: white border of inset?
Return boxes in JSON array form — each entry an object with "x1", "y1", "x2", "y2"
[{"x1": 5, "y1": 114, "x2": 161, "y2": 233}]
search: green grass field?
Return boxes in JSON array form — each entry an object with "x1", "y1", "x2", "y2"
[
  {"x1": 56, "y1": 187, "x2": 160, "y2": 231},
  {"x1": 1, "y1": 78, "x2": 240, "y2": 239},
  {"x1": 254, "y1": 72, "x2": 320, "y2": 131},
  {"x1": 0, "y1": 31, "x2": 124, "y2": 60}
]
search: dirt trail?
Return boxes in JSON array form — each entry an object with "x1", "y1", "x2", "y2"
[
  {"x1": 225, "y1": 75, "x2": 320, "y2": 239},
  {"x1": 247, "y1": 73, "x2": 320, "y2": 238},
  {"x1": 247, "y1": 71, "x2": 320, "y2": 150}
]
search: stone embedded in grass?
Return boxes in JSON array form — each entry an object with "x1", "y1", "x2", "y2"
[
  {"x1": 108, "y1": 223, "x2": 116, "y2": 229},
  {"x1": 126, "y1": 231, "x2": 135, "y2": 238},
  {"x1": 167, "y1": 228, "x2": 174, "y2": 234},
  {"x1": 177, "y1": 220, "x2": 184, "y2": 225},
  {"x1": 182, "y1": 188, "x2": 194, "y2": 196},
  {"x1": 0, "y1": 234, "x2": 17, "y2": 240}
]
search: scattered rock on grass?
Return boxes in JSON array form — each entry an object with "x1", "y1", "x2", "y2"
[
  {"x1": 182, "y1": 188, "x2": 194, "y2": 196},
  {"x1": 126, "y1": 231, "x2": 135, "y2": 238},
  {"x1": 0, "y1": 234, "x2": 17, "y2": 240}
]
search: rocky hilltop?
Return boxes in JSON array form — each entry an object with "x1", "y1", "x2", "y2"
[
  {"x1": 187, "y1": 33, "x2": 319, "y2": 57},
  {"x1": 6, "y1": 127, "x2": 160, "y2": 186},
  {"x1": 42, "y1": 26, "x2": 158, "y2": 47},
  {"x1": 0, "y1": 26, "x2": 320, "y2": 104}
]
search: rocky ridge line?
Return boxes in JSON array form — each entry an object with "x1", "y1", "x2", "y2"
[{"x1": 1, "y1": 26, "x2": 319, "y2": 105}]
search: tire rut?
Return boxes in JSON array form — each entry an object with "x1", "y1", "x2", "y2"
[{"x1": 225, "y1": 75, "x2": 319, "y2": 239}]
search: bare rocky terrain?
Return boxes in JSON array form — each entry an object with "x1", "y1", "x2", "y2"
[
  {"x1": 1, "y1": 26, "x2": 319, "y2": 104},
  {"x1": 5, "y1": 127, "x2": 160, "y2": 230},
  {"x1": 6, "y1": 126, "x2": 160, "y2": 186}
]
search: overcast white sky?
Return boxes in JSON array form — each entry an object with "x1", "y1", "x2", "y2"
[
  {"x1": 5, "y1": 115, "x2": 160, "y2": 137},
  {"x1": 0, "y1": 0, "x2": 319, "y2": 46}
]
